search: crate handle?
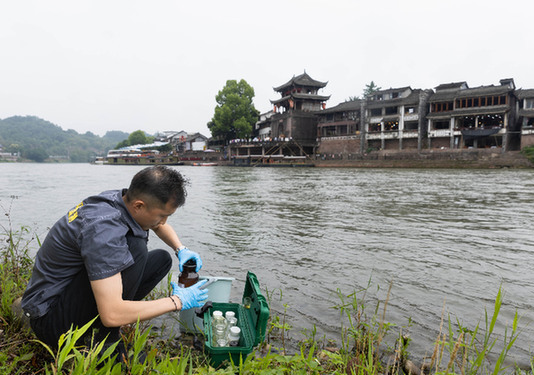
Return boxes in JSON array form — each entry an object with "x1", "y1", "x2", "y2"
[{"x1": 195, "y1": 300, "x2": 213, "y2": 318}]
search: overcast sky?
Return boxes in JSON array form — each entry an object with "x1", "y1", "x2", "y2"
[{"x1": 1, "y1": 0, "x2": 531, "y2": 137}]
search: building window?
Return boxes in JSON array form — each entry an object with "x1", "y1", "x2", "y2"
[
  {"x1": 526, "y1": 99, "x2": 534, "y2": 109},
  {"x1": 370, "y1": 108, "x2": 382, "y2": 116},
  {"x1": 456, "y1": 95, "x2": 507, "y2": 108},
  {"x1": 384, "y1": 121, "x2": 398, "y2": 131},
  {"x1": 457, "y1": 116, "x2": 476, "y2": 128},
  {"x1": 347, "y1": 111, "x2": 358, "y2": 120},
  {"x1": 432, "y1": 102, "x2": 453, "y2": 112},
  {"x1": 369, "y1": 123, "x2": 381, "y2": 132},
  {"x1": 385, "y1": 106, "x2": 398, "y2": 115},
  {"x1": 478, "y1": 114, "x2": 503, "y2": 127},
  {"x1": 404, "y1": 122, "x2": 418, "y2": 131},
  {"x1": 322, "y1": 125, "x2": 338, "y2": 137},
  {"x1": 434, "y1": 121, "x2": 449, "y2": 130}
]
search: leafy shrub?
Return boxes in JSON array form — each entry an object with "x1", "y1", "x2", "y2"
[{"x1": 520, "y1": 145, "x2": 534, "y2": 164}]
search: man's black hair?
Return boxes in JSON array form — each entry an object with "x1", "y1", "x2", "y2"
[{"x1": 126, "y1": 166, "x2": 188, "y2": 208}]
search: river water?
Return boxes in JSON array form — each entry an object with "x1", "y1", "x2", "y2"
[{"x1": 1, "y1": 163, "x2": 533, "y2": 366}]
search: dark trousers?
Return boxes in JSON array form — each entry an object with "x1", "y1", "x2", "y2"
[{"x1": 30, "y1": 235, "x2": 172, "y2": 348}]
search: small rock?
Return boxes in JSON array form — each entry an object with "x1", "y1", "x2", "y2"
[{"x1": 404, "y1": 359, "x2": 421, "y2": 375}]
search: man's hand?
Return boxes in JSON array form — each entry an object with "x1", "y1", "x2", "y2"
[
  {"x1": 176, "y1": 247, "x2": 202, "y2": 272},
  {"x1": 171, "y1": 279, "x2": 208, "y2": 310}
]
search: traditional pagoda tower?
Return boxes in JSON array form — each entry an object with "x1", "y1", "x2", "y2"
[
  {"x1": 269, "y1": 71, "x2": 330, "y2": 144},
  {"x1": 228, "y1": 71, "x2": 329, "y2": 166},
  {"x1": 271, "y1": 71, "x2": 330, "y2": 113}
]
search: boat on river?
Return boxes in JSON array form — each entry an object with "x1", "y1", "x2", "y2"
[
  {"x1": 101, "y1": 149, "x2": 184, "y2": 166},
  {"x1": 191, "y1": 162, "x2": 218, "y2": 166}
]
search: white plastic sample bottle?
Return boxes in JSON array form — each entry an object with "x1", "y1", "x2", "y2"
[{"x1": 227, "y1": 326, "x2": 241, "y2": 347}]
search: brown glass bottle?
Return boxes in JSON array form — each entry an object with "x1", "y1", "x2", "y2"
[{"x1": 178, "y1": 259, "x2": 199, "y2": 288}]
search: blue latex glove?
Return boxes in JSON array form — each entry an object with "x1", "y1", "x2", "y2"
[
  {"x1": 176, "y1": 247, "x2": 202, "y2": 272},
  {"x1": 171, "y1": 279, "x2": 209, "y2": 310}
]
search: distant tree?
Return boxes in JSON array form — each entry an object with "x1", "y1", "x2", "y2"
[
  {"x1": 115, "y1": 139, "x2": 130, "y2": 149},
  {"x1": 362, "y1": 81, "x2": 381, "y2": 99},
  {"x1": 6, "y1": 143, "x2": 21, "y2": 154},
  {"x1": 115, "y1": 130, "x2": 154, "y2": 148},
  {"x1": 345, "y1": 81, "x2": 381, "y2": 101},
  {"x1": 208, "y1": 79, "x2": 259, "y2": 143},
  {"x1": 0, "y1": 116, "x2": 118, "y2": 162},
  {"x1": 128, "y1": 130, "x2": 150, "y2": 146},
  {"x1": 104, "y1": 130, "x2": 130, "y2": 145},
  {"x1": 25, "y1": 147, "x2": 48, "y2": 162},
  {"x1": 69, "y1": 149, "x2": 92, "y2": 163}
]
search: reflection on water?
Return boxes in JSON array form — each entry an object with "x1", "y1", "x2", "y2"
[{"x1": 1, "y1": 164, "x2": 533, "y2": 364}]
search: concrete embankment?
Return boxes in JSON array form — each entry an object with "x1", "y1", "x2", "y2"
[{"x1": 314, "y1": 149, "x2": 533, "y2": 169}]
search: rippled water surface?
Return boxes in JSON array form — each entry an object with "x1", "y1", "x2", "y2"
[{"x1": 1, "y1": 163, "x2": 533, "y2": 364}]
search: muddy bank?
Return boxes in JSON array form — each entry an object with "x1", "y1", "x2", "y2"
[{"x1": 314, "y1": 149, "x2": 533, "y2": 169}]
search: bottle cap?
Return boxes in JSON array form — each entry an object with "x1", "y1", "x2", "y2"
[
  {"x1": 184, "y1": 259, "x2": 197, "y2": 267},
  {"x1": 230, "y1": 326, "x2": 241, "y2": 335},
  {"x1": 225, "y1": 311, "x2": 235, "y2": 319},
  {"x1": 213, "y1": 310, "x2": 223, "y2": 317}
]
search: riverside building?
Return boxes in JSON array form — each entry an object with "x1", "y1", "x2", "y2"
[
  {"x1": 228, "y1": 72, "x2": 329, "y2": 166},
  {"x1": 227, "y1": 73, "x2": 533, "y2": 165},
  {"x1": 517, "y1": 89, "x2": 534, "y2": 148}
]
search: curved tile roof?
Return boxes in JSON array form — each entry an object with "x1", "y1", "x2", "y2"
[
  {"x1": 270, "y1": 93, "x2": 331, "y2": 105},
  {"x1": 273, "y1": 72, "x2": 328, "y2": 92}
]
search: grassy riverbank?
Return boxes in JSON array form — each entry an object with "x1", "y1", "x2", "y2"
[{"x1": 1, "y1": 211, "x2": 532, "y2": 374}]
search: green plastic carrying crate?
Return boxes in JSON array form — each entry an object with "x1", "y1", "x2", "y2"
[{"x1": 201, "y1": 271, "x2": 269, "y2": 367}]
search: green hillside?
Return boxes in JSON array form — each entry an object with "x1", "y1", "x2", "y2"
[{"x1": 0, "y1": 116, "x2": 129, "y2": 162}]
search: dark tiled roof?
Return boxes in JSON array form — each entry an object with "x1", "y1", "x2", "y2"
[
  {"x1": 366, "y1": 89, "x2": 422, "y2": 108},
  {"x1": 186, "y1": 132, "x2": 208, "y2": 141},
  {"x1": 499, "y1": 78, "x2": 515, "y2": 88},
  {"x1": 273, "y1": 72, "x2": 328, "y2": 91},
  {"x1": 430, "y1": 91, "x2": 460, "y2": 102},
  {"x1": 319, "y1": 100, "x2": 362, "y2": 114},
  {"x1": 292, "y1": 93, "x2": 330, "y2": 100},
  {"x1": 430, "y1": 85, "x2": 513, "y2": 102},
  {"x1": 270, "y1": 93, "x2": 330, "y2": 105},
  {"x1": 434, "y1": 82, "x2": 468, "y2": 91},
  {"x1": 516, "y1": 89, "x2": 534, "y2": 99},
  {"x1": 456, "y1": 85, "x2": 512, "y2": 98},
  {"x1": 270, "y1": 95, "x2": 291, "y2": 105},
  {"x1": 371, "y1": 86, "x2": 411, "y2": 96}
]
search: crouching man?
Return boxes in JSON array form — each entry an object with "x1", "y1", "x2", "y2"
[{"x1": 21, "y1": 165, "x2": 207, "y2": 350}]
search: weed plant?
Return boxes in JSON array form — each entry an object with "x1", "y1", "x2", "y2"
[
  {"x1": 0, "y1": 199, "x2": 47, "y2": 374},
  {"x1": 520, "y1": 145, "x2": 534, "y2": 164},
  {"x1": 1, "y1": 202, "x2": 532, "y2": 374}
]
